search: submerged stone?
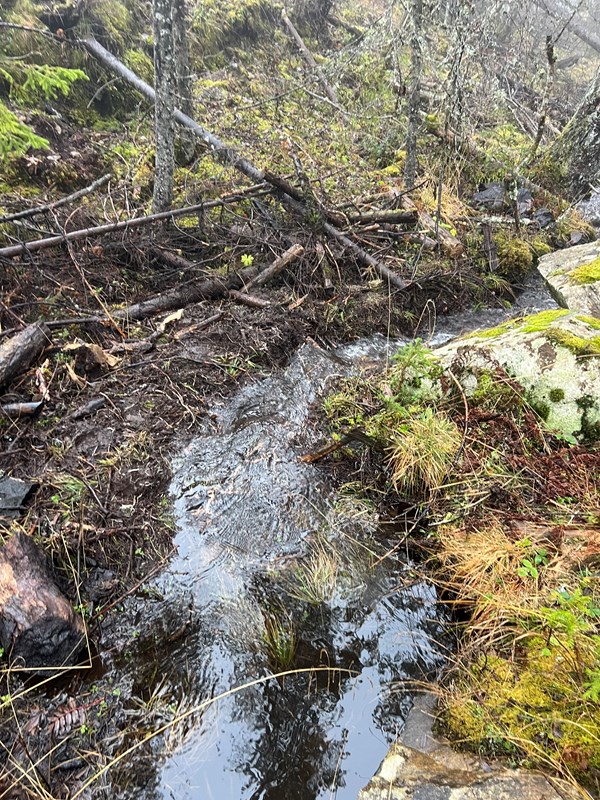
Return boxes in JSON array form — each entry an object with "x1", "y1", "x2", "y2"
[{"x1": 537, "y1": 240, "x2": 600, "y2": 317}]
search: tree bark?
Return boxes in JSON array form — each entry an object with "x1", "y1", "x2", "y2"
[
  {"x1": 404, "y1": 0, "x2": 423, "y2": 190},
  {"x1": 0, "y1": 323, "x2": 51, "y2": 390},
  {"x1": 153, "y1": 0, "x2": 176, "y2": 212},
  {"x1": 0, "y1": 532, "x2": 86, "y2": 671},
  {"x1": 172, "y1": 0, "x2": 195, "y2": 163},
  {"x1": 552, "y1": 65, "x2": 600, "y2": 190}
]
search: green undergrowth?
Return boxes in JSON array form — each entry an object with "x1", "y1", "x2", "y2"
[
  {"x1": 320, "y1": 337, "x2": 600, "y2": 790},
  {"x1": 444, "y1": 581, "x2": 600, "y2": 794}
]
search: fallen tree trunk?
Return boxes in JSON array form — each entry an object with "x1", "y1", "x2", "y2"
[
  {"x1": 0, "y1": 531, "x2": 86, "y2": 671},
  {"x1": 0, "y1": 189, "x2": 268, "y2": 260},
  {"x1": 79, "y1": 37, "x2": 408, "y2": 290},
  {"x1": 115, "y1": 265, "x2": 260, "y2": 321},
  {"x1": 0, "y1": 174, "x2": 112, "y2": 225},
  {"x1": 532, "y1": 0, "x2": 600, "y2": 55},
  {"x1": 0, "y1": 323, "x2": 50, "y2": 390}
]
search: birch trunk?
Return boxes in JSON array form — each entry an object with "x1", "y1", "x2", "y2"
[
  {"x1": 404, "y1": 0, "x2": 423, "y2": 190},
  {"x1": 153, "y1": 0, "x2": 176, "y2": 213}
]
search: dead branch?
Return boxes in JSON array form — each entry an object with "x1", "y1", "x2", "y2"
[
  {"x1": 244, "y1": 243, "x2": 305, "y2": 290},
  {"x1": 281, "y1": 9, "x2": 347, "y2": 119},
  {"x1": 0, "y1": 174, "x2": 112, "y2": 225},
  {"x1": 344, "y1": 208, "x2": 418, "y2": 225},
  {"x1": 0, "y1": 323, "x2": 51, "y2": 390},
  {"x1": 532, "y1": 0, "x2": 600, "y2": 54},
  {"x1": 80, "y1": 38, "x2": 407, "y2": 290},
  {"x1": 228, "y1": 290, "x2": 270, "y2": 308},
  {"x1": 401, "y1": 197, "x2": 464, "y2": 258},
  {"x1": 0, "y1": 189, "x2": 268, "y2": 260}
]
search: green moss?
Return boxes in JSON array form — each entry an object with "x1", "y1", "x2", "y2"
[
  {"x1": 546, "y1": 329, "x2": 600, "y2": 357},
  {"x1": 570, "y1": 256, "x2": 600, "y2": 285},
  {"x1": 548, "y1": 388, "x2": 565, "y2": 402},
  {"x1": 443, "y1": 590, "x2": 600, "y2": 792},
  {"x1": 576, "y1": 315, "x2": 600, "y2": 331},
  {"x1": 520, "y1": 308, "x2": 570, "y2": 333},
  {"x1": 494, "y1": 230, "x2": 534, "y2": 280},
  {"x1": 470, "y1": 309, "x2": 570, "y2": 340},
  {"x1": 124, "y1": 50, "x2": 154, "y2": 84}
]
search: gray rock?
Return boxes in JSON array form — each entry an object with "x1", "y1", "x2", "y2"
[
  {"x1": 577, "y1": 189, "x2": 600, "y2": 227},
  {"x1": 358, "y1": 741, "x2": 576, "y2": 800},
  {"x1": 537, "y1": 240, "x2": 600, "y2": 317},
  {"x1": 435, "y1": 310, "x2": 600, "y2": 441}
]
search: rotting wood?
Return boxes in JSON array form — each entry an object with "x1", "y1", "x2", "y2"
[
  {"x1": 0, "y1": 323, "x2": 51, "y2": 390},
  {"x1": 244, "y1": 243, "x2": 305, "y2": 290},
  {"x1": 0, "y1": 531, "x2": 86, "y2": 672},
  {"x1": 0, "y1": 188, "x2": 269, "y2": 260},
  {"x1": 281, "y1": 9, "x2": 348, "y2": 120},
  {"x1": 0, "y1": 174, "x2": 112, "y2": 225}
]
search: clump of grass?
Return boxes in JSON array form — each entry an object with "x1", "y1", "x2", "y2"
[
  {"x1": 442, "y1": 580, "x2": 600, "y2": 794},
  {"x1": 386, "y1": 409, "x2": 461, "y2": 498},
  {"x1": 262, "y1": 607, "x2": 297, "y2": 670},
  {"x1": 283, "y1": 542, "x2": 339, "y2": 605}
]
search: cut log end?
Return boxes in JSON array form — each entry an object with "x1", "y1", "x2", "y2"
[{"x1": 0, "y1": 532, "x2": 86, "y2": 672}]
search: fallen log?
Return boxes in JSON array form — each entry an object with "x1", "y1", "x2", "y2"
[
  {"x1": 344, "y1": 208, "x2": 418, "y2": 225},
  {"x1": 244, "y1": 243, "x2": 304, "y2": 290},
  {"x1": 281, "y1": 9, "x2": 347, "y2": 119},
  {"x1": 228, "y1": 290, "x2": 270, "y2": 309},
  {"x1": 80, "y1": 38, "x2": 408, "y2": 291},
  {"x1": 0, "y1": 531, "x2": 86, "y2": 671},
  {"x1": 116, "y1": 260, "x2": 272, "y2": 321},
  {"x1": 0, "y1": 174, "x2": 112, "y2": 225},
  {"x1": 0, "y1": 323, "x2": 51, "y2": 390}
]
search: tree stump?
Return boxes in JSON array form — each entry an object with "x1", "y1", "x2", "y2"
[{"x1": 0, "y1": 532, "x2": 85, "y2": 671}]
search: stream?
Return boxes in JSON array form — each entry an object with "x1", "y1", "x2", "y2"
[{"x1": 105, "y1": 275, "x2": 558, "y2": 800}]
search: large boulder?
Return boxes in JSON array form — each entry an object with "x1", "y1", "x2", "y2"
[
  {"x1": 436, "y1": 309, "x2": 600, "y2": 442},
  {"x1": 537, "y1": 240, "x2": 600, "y2": 317}
]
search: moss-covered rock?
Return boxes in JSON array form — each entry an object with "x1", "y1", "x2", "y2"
[
  {"x1": 437, "y1": 310, "x2": 600, "y2": 442},
  {"x1": 538, "y1": 240, "x2": 600, "y2": 318}
]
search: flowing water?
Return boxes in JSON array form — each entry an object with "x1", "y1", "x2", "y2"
[{"x1": 106, "y1": 275, "x2": 558, "y2": 800}]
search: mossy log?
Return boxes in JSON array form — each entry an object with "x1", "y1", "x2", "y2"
[
  {"x1": 0, "y1": 323, "x2": 51, "y2": 390},
  {"x1": 0, "y1": 532, "x2": 86, "y2": 671}
]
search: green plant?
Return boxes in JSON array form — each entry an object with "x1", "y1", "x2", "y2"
[
  {"x1": 262, "y1": 607, "x2": 297, "y2": 669},
  {"x1": 386, "y1": 408, "x2": 461, "y2": 498}
]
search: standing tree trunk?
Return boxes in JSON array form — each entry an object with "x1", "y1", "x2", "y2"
[
  {"x1": 152, "y1": 0, "x2": 176, "y2": 213},
  {"x1": 173, "y1": 0, "x2": 195, "y2": 164},
  {"x1": 404, "y1": 0, "x2": 423, "y2": 191},
  {"x1": 553, "y1": 65, "x2": 600, "y2": 191}
]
